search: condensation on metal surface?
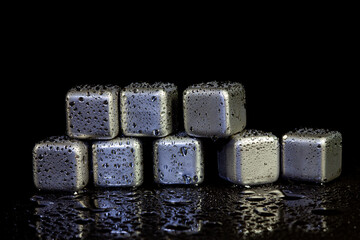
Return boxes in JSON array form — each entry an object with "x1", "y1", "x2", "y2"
[
  {"x1": 92, "y1": 137, "x2": 143, "y2": 187},
  {"x1": 218, "y1": 129, "x2": 280, "y2": 185},
  {"x1": 32, "y1": 136, "x2": 89, "y2": 191},
  {"x1": 120, "y1": 82, "x2": 178, "y2": 137},
  {"x1": 153, "y1": 132, "x2": 204, "y2": 185},
  {"x1": 66, "y1": 84, "x2": 120, "y2": 140},
  {"x1": 183, "y1": 81, "x2": 246, "y2": 138},
  {"x1": 282, "y1": 128, "x2": 342, "y2": 183}
]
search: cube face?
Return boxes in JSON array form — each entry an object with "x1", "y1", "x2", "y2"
[
  {"x1": 33, "y1": 136, "x2": 89, "y2": 191},
  {"x1": 282, "y1": 128, "x2": 342, "y2": 183},
  {"x1": 66, "y1": 85, "x2": 120, "y2": 140},
  {"x1": 92, "y1": 138, "x2": 143, "y2": 187},
  {"x1": 153, "y1": 133, "x2": 204, "y2": 185},
  {"x1": 183, "y1": 81, "x2": 246, "y2": 138},
  {"x1": 120, "y1": 82, "x2": 178, "y2": 137},
  {"x1": 218, "y1": 130, "x2": 280, "y2": 185}
]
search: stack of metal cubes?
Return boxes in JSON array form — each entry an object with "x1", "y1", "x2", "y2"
[{"x1": 33, "y1": 81, "x2": 342, "y2": 191}]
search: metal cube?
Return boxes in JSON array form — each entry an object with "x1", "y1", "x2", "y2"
[
  {"x1": 153, "y1": 132, "x2": 204, "y2": 185},
  {"x1": 120, "y1": 82, "x2": 178, "y2": 137},
  {"x1": 33, "y1": 136, "x2": 89, "y2": 191},
  {"x1": 183, "y1": 81, "x2": 246, "y2": 138},
  {"x1": 66, "y1": 84, "x2": 120, "y2": 140},
  {"x1": 282, "y1": 128, "x2": 342, "y2": 183},
  {"x1": 92, "y1": 137, "x2": 143, "y2": 187},
  {"x1": 218, "y1": 129, "x2": 280, "y2": 185}
]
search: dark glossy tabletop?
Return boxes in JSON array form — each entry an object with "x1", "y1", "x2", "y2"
[{"x1": 3, "y1": 167, "x2": 360, "y2": 240}]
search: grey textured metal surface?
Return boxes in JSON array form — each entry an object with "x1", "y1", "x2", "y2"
[
  {"x1": 218, "y1": 129, "x2": 280, "y2": 186},
  {"x1": 153, "y1": 132, "x2": 204, "y2": 185},
  {"x1": 281, "y1": 128, "x2": 342, "y2": 183},
  {"x1": 183, "y1": 81, "x2": 246, "y2": 138},
  {"x1": 66, "y1": 84, "x2": 120, "y2": 140},
  {"x1": 120, "y1": 82, "x2": 178, "y2": 137},
  {"x1": 92, "y1": 137, "x2": 143, "y2": 187},
  {"x1": 32, "y1": 136, "x2": 89, "y2": 191}
]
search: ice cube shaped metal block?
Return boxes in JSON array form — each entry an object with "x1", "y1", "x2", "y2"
[
  {"x1": 33, "y1": 136, "x2": 89, "y2": 191},
  {"x1": 120, "y1": 82, "x2": 178, "y2": 137},
  {"x1": 92, "y1": 137, "x2": 143, "y2": 187},
  {"x1": 183, "y1": 81, "x2": 246, "y2": 138},
  {"x1": 218, "y1": 130, "x2": 280, "y2": 185},
  {"x1": 281, "y1": 128, "x2": 342, "y2": 183},
  {"x1": 66, "y1": 84, "x2": 120, "y2": 140},
  {"x1": 153, "y1": 133, "x2": 204, "y2": 185}
]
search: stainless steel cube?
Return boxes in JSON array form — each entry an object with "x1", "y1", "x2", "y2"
[
  {"x1": 218, "y1": 129, "x2": 280, "y2": 185},
  {"x1": 183, "y1": 81, "x2": 246, "y2": 138},
  {"x1": 120, "y1": 82, "x2": 178, "y2": 137},
  {"x1": 33, "y1": 136, "x2": 89, "y2": 191},
  {"x1": 66, "y1": 84, "x2": 120, "y2": 140},
  {"x1": 153, "y1": 132, "x2": 204, "y2": 185},
  {"x1": 92, "y1": 137, "x2": 143, "y2": 187},
  {"x1": 281, "y1": 128, "x2": 342, "y2": 183}
]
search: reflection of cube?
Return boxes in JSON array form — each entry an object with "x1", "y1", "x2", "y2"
[
  {"x1": 153, "y1": 133, "x2": 204, "y2": 185},
  {"x1": 157, "y1": 187, "x2": 204, "y2": 234},
  {"x1": 120, "y1": 82, "x2": 178, "y2": 137},
  {"x1": 282, "y1": 128, "x2": 342, "y2": 183},
  {"x1": 93, "y1": 190, "x2": 143, "y2": 237},
  {"x1": 33, "y1": 136, "x2": 89, "y2": 191},
  {"x1": 66, "y1": 84, "x2": 120, "y2": 140},
  {"x1": 33, "y1": 194, "x2": 90, "y2": 239},
  {"x1": 92, "y1": 138, "x2": 143, "y2": 187},
  {"x1": 183, "y1": 81, "x2": 246, "y2": 138},
  {"x1": 218, "y1": 130, "x2": 280, "y2": 185}
]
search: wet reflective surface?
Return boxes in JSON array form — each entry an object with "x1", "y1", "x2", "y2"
[{"x1": 2, "y1": 173, "x2": 360, "y2": 240}]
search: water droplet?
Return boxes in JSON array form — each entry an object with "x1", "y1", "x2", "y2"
[
  {"x1": 162, "y1": 224, "x2": 191, "y2": 232},
  {"x1": 246, "y1": 196, "x2": 266, "y2": 201},
  {"x1": 240, "y1": 190, "x2": 255, "y2": 195},
  {"x1": 152, "y1": 129, "x2": 160, "y2": 136},
  {"x1": 281, "y1": 191, "x2": 306, "y2": 200},
  {"x1": 183, "y1": 174, "x2": 192, "y2": 184},
  {"x1": 180, "y1": 147, "x2": 188, "y2": 156},
  {"x1": 254, "y1": 207, "x2": 276, "y2": 217},
  {"x1": 164, "y1": 198, "x2": 192, "y2": 206}
]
